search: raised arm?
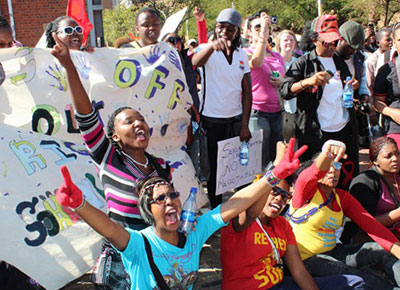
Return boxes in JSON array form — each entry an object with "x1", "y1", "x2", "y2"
[
  {"x1": 220, "y1": 138, "x2": 307, "y2": 223},
  {"x1": 193, "y1": 7, "x2": 208, "y2": 44},
  {"x1": 293, "y1": 140, "x2": 347, "y2": 207},
  {"x1": 248, "y1": 12, "x2": 270, "y2": 69},
  {"x1": 240, "y1": 72, "x2": 252, "y2": 142},
  {"x1": 232, "y1": 142, "x2": 288, "y2": 231},
  {"x1": 56, "y1": 166, "x2": 130, "y2": 251},
  {"x1": 50, "y1": 33, "x2": 93, "y2": 115}
]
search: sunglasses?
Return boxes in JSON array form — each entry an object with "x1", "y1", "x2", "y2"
[
  {"x1": 271, "y1": 186, "x2": 292, "y2": 201},
  {"x1": 320, "y1": 39, "x2": 339, "y2": 48},
  {"x1": 150, "y1": 191, "x2": 180, "y2": 204},
  {"x1": 216, "y1": 24, "x2": 237, "y2": 33},
  {"x1": 331, "y1": 161, "x2": 342, "y2": 171},
  {"x1": 166, "y1": 36, "x2": 182, "y2": 45},
  {"x1": 60, "y1": 26, "x2": 83, "y2": 35}
]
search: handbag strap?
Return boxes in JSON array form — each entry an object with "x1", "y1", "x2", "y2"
[{"x1": 141, "y1": 233, "x2": 171, "y2": 290}]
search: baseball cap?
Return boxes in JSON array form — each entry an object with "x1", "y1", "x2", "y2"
[
  {"x1": 339, "y1": 21, "x2": 365, "y2": 50},
  {"x1": 216, "y1": 8, "x2": 242, "y2": 27},
  {"x1": 311, "y1": 15, "x2": 342, "y2": 43},
  {"x1": 187, "y1": 38, "x2": 197, "y2": 46}
]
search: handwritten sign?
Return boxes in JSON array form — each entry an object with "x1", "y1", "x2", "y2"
[{"x1": 216, "y1": 130, "x2": 263, "y2": 195}]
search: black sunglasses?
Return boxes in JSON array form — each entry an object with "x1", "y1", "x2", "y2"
[
  {"x1": 166, "y1": 36, "x2": 182, "y2": 45},
  {"x1": 150, "y1": 191, "x2": 180, "y2": 204},
  {"x1": 271, "y1": 187, "x2": 292, "y2": 201}
]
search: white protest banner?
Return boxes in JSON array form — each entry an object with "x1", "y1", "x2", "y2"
[
  {"x1": 216, "y1": 130, "x2": 263, "y2": 195},
  {"x1": 0, "y1": 42, "x2": 207, "y2": 288},
  {"x1": 158, "y1": 7, "x2": 188, "y2": 41},
  {"x1": 0, "y1": 123, "x2": 104, "y2": 290}
]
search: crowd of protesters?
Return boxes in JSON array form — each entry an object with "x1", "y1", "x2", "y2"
[{"x1": 2, "y1": 5, "x2": 400, "y2": 290}]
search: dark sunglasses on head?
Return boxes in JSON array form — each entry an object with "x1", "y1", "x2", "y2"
[
  {"x1": 320, "y1": 39, "x2": 339, "y2": 48},
  {"x1": 271, "y1": 186, "x2": 292, "y2": 201},
  {"x1": 166, "y1": 36, "x2": 182, "y2": 43},
  {"x1": 60, "y1": 26, "x2": 83, "y2": 35},
  {"x1": 150, "y1": 191, "x2": 180, "y2": 204}
]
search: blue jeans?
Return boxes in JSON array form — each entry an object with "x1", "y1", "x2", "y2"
[
  {"x1": 270, "y1": 275, "x2": 365, "y2": 290},
  {"x1": 249, "y1": 110, "x2": 282, "y2": 170},
  {"x1": 303, "y1": 242, "x2": 400, "y2": 290}
]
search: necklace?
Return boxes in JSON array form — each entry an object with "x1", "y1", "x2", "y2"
[
  {"x1": 122, "y1": 151, "x2": 149, "y2": 168},
  {"x1": 256, "y1": 218, "x2": 283, "y2": 269}
]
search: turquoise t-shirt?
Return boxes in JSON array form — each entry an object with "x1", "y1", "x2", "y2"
[{"x1": 119, "y1": 205, "x2": 227, "y2": 289}]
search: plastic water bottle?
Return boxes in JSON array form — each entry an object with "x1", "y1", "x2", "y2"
[
  {"x1": 179, "y1": 187, "x2": 197, "y2": 235},
  {"x1": 342, "y1": 76, "x2": 353, "y2": 108},
  {"x1": 240, "y1": 141, "x2": 249, "y2": 166}
]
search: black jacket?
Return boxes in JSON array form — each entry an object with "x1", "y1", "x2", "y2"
[{"x1": 281, "y1": 49, "x2": 358, "y2": 143}]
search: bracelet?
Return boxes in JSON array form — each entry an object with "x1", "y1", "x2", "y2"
[
  {"x1": 300, "y1": 80, "x2": 306, "y2": 89},
  {"x1": 263, "y1": 170, "x2": 280, "y2": 187},
  {"x1": 72, "y1": 198, "x2": 86, "y2": 211}
]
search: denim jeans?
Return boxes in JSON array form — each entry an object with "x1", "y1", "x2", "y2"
[
  {"x1": 303, "y1": 242, "x2": 400, "y2": 290},
  {"x1": 270, "y1": 275, "x2": 365, "y2": 290},
  {"x1": 249, "y1": 110, "x2": 283, "y2": 170}
]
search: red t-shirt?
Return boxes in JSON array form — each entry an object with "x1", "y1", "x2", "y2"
[{"x1": 220, "y1": 216, "x2": 297, "y2": 290}]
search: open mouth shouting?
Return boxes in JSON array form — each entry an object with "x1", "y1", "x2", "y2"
[{"x1": 165, "y1": 207, "x2": 180, "y2": 226}]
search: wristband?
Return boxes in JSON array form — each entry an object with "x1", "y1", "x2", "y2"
[
  {"x1": 322, "y1": 140, "x2": 346, "y2": 153},
  {"x1": 300, "y1": 80, "x2": 306, "y2": 89},
  {"x1": 264, "y1": 170, "x2": 280, "y2": 187},
  {"x1": 72, "y1": 198, "x2": 86, "y2": 211}
]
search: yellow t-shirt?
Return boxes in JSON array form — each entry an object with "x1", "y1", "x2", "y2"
[{"x1": 289, "y1": 189, "x2": 344, "y2": 260}]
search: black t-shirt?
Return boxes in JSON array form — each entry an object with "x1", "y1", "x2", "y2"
[{"x1": 374, "y1": 53, "x2": 400, "y2": 134}]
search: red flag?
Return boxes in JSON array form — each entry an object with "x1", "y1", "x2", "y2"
[{"x1": 66, "y1": 0, "x2": 93, "y2": 45}]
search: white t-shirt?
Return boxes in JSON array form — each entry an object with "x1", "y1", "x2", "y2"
[
  {"x1": 316, "y1": 56, "x2": 349, "y2": 132},
  {"x1": 344, "y1": 56, "x2": 355, "y2": 77},
  {"x1": 198, "y1": 45, "x2": 251, "y2": 118}
]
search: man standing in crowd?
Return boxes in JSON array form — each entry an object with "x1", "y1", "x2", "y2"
[
  {"x1": 366, "y1": 28, "x2": 393, "y2": 96},
  {"x1": 192, "y1": 8, "x2": 252, "y2": 208},
  {"x1": 336, "y1": 21, "x2": 370, "y2": 149}
]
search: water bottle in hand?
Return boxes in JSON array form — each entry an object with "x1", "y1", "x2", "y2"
[
  {"x1": 179, "y1": 187, "x2": 197, "y2": 235},
  {"x1": 342, "y1": 76, "x2": 353, "y2": 108},
  {"x1": 240, "y1": 141, "x2": 249, "y2": 166}
]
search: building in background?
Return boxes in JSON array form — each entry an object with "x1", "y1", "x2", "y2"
[{"x1": 0, "y1": 0, "x2": 104, "y2": 47}]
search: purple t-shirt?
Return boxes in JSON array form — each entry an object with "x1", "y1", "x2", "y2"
[
  {"x1": 376, "y1": 175, "x2": 400, "y2": 216},
  {"x1": 245, "y1": 47, "x2": 285, "y2": 113}
]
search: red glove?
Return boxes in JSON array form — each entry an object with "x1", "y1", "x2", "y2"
[
  {"x1": 56, "y1": 166, "x2": 83, "y2": 209},
  {"x1": 272, "y1": 138, "x2": 308, "y2": 180}
]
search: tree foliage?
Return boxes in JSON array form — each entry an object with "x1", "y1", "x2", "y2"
[
  {"x1": 103, "y1": 5, "x2": 137, "y2": 46},
  {"x1": 103, "y1": 0, "x2": 400, "y2": 47}
]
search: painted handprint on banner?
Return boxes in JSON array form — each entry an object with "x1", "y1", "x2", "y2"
[
  {"x1": 143, "y1": 45, "x2": 165, "y2": 64},
  {"x1": 46, "y1": 64, "x2": 68, "y2": 92},
  {"x1": 168, "y1": 50, "x2": 182, "y2": 71},
  {"x1": 74, "y1": 54, "x2": 92, "y2": 80}
]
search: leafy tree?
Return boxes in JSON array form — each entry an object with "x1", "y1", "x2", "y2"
[{"x1": 102, "y1": 5, "x2": 137, "y2": 46}]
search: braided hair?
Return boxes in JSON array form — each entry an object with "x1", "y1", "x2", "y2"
[
  {"x1": 105, "y1": 106, "x2": 132, "y2": 155},
  {"x1": 45, "y1": 16, "x2": 70, "y2": 48},
  {"x1": 137, "y1": 176, "x2": 172, "y2": 225}
]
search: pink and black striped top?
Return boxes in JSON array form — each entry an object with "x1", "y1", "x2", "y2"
[{"x1": 76, "y1": 109, "x2": 171, "y2": 227}]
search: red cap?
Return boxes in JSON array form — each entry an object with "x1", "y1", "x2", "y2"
[{"x1": 311, "y1": 15, "x2": 342, "y2": 43}]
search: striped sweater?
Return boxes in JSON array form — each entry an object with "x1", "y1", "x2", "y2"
[{"x1": 76, "y1": 109, "x2": 171, "y2": 226}]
